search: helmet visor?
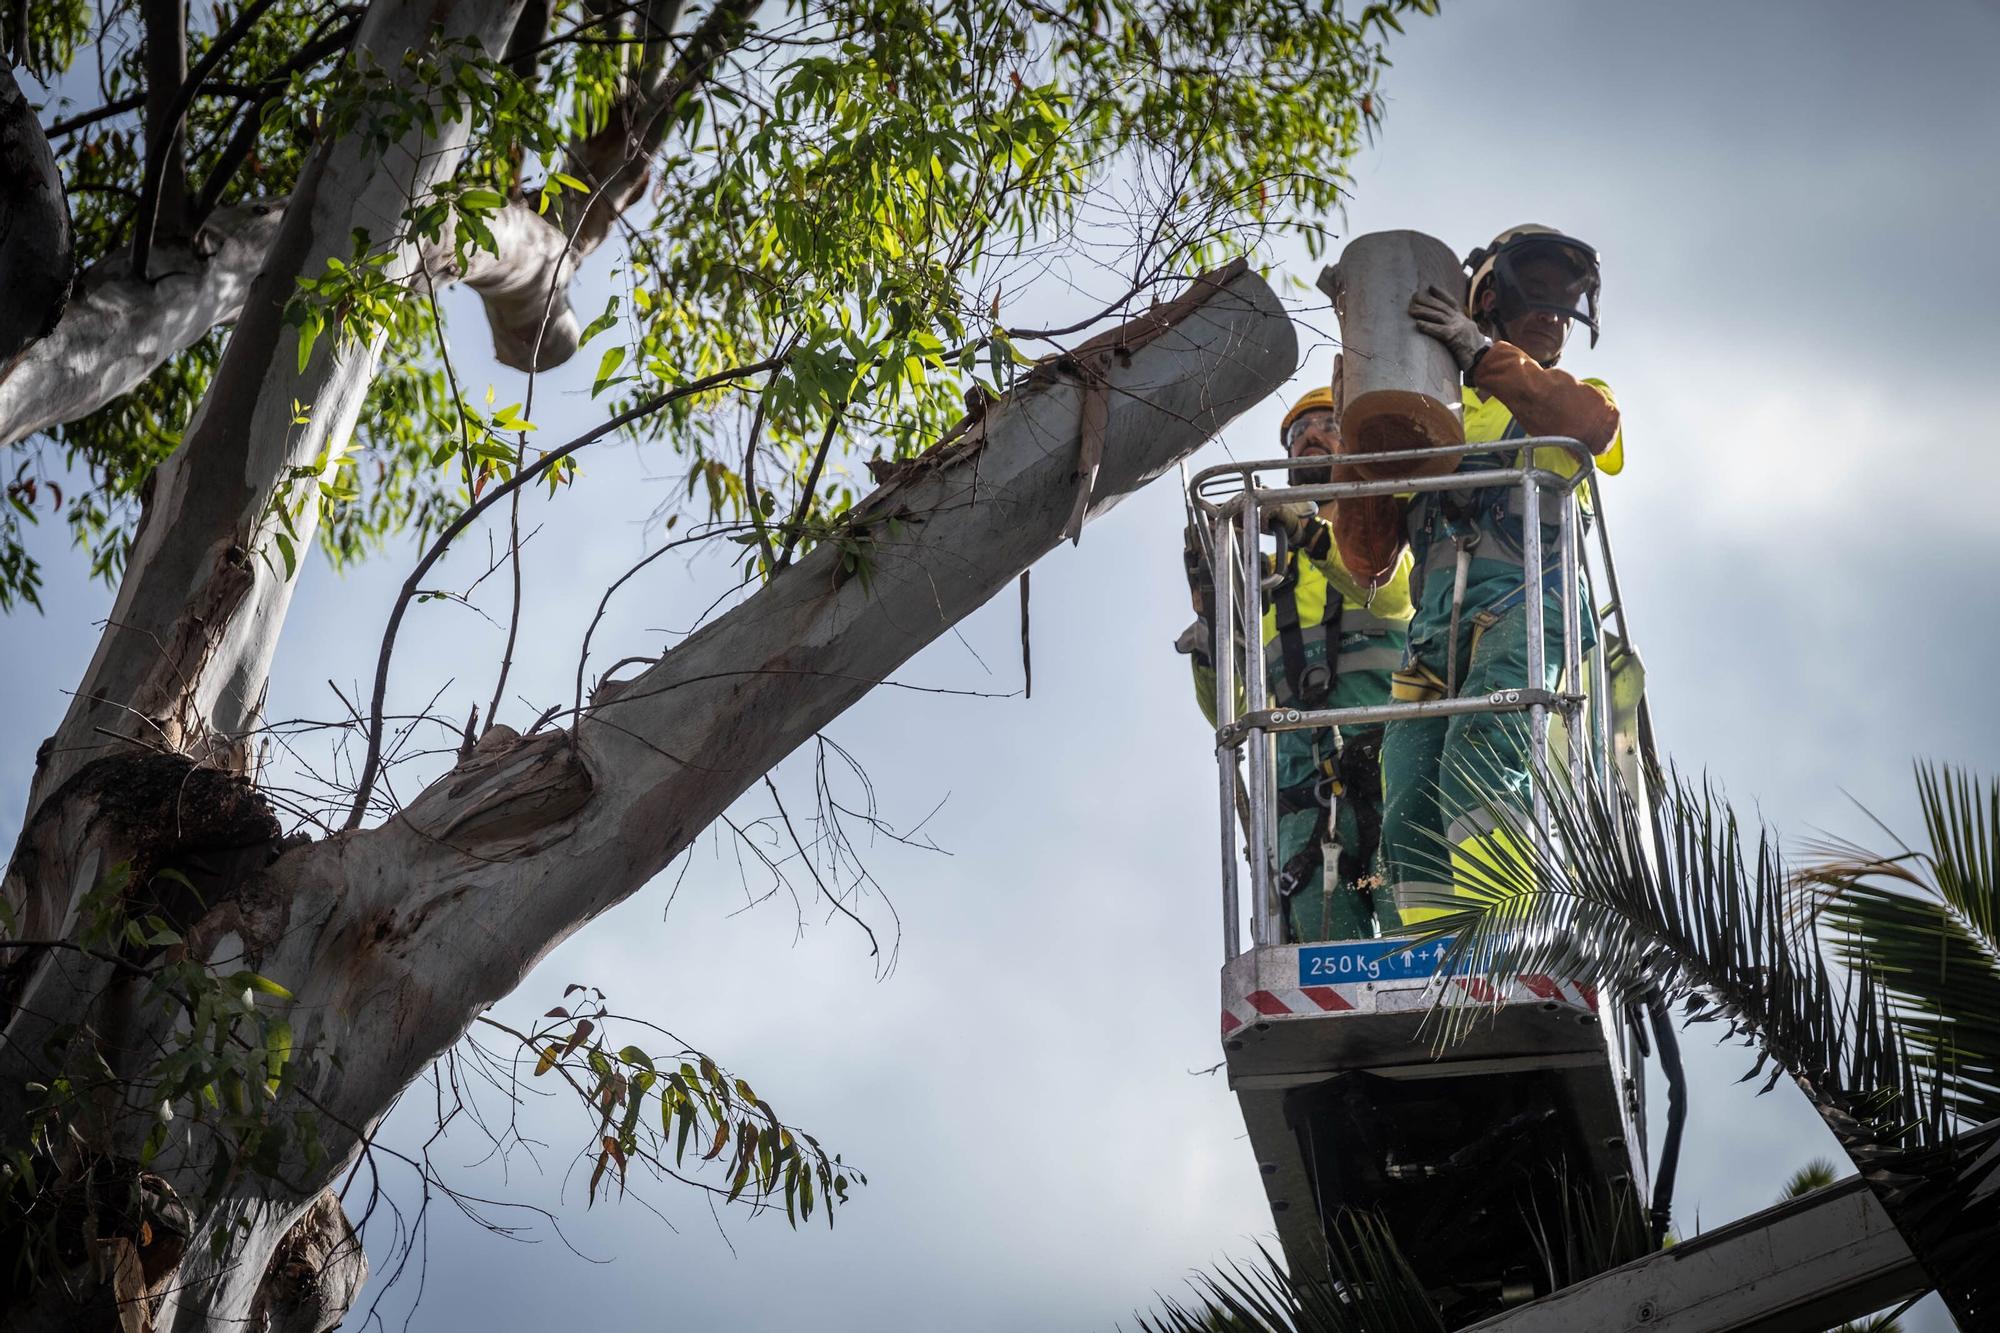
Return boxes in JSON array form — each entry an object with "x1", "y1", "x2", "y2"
[{"x1": 1492, "y1": 237, "x2": 1601, "y2": 345}]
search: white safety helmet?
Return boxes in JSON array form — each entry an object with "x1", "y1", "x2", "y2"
[{"x1": 1463, "y1": 225, "x2": 1602, "y2": 347}]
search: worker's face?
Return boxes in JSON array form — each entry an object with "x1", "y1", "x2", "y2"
[
  {"x1": 1285, "y1": 409, "x2": 1340, "y2": 484},
  {"x1": 1286, "y1": 409, "x2": 1340, "y2": 456},
  {"x1": 1489, "y1": 252, "x2": 1586, "y2": 364}
]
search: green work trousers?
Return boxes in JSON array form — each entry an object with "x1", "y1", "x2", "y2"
[{"x1": 1380, "y1": 590, "x2": 1564, "y2": 925}]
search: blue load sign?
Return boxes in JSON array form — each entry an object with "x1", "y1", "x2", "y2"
[{"x1": 1298, "y1": 937, "x2": 1460, "y2": 986}]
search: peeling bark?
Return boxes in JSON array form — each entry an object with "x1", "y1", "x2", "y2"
[{"x1": 454, "y1": 199, "x2": 580, "y2": 371}]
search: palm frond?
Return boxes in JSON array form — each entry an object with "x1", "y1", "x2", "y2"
[
  {"x1": 1779, "y1": 1158, "x2": 1842, "y2": 1203},
  {"x1": 1811, "y1": 878, "x2": 2000, "y2": 1124},
  {"x1": 1404, "y1": 760, "x2": 1922, "y2": 1142},
  {"x1": 1792, "y1": 764, "x2": 2000, "y2": 1124},
  {"x1": 1915, "y1": 762, "x2": 1999, "y2": 947},
  {"x1": 1412, "y1": 759, "x2": 2000, "y2": 1326},
  {"x1": 1131, "y1": 1222, "x2": 1445, "y2": 1333}
]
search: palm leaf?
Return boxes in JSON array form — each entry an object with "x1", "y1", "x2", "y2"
[
  {"x1": 1778, "y1": 1157, "x2": 1842, "y2": 1203},
  {"x1": 1400, "y1": 761, "x2": 1921, "y2": 1139},
  {"x1": 1131, "y1": 1221, "x2": 1445, "y2": 1333},
  {"x1": 1408, "y1": 759, "x2": 2000, "y2": 1325},
  {"x1": 1916, "y1": 762, "x2": 1999, "y2": 944},
  {"x1": 1796, "y1": 764, "x2": 2000, "y2": 1124}
]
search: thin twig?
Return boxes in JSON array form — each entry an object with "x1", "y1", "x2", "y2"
[
  {"x1": 773, "y1": 410, "x2": 842, "y2": 570},
  {"x1": 342, "y1": 356, "x2": 780, "y2": 829},
  {"x1": 43, "y1": 94, "x2": 144, "y2": 138}
]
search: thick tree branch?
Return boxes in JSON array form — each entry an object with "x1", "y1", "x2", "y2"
[
  {"x1": 0, "y1": 64, "x2": 73, "y2": 365},
  {"x1": 0, "y1": 262, "x2": 1290, "y2": 1332},
  {"x1": 562, "y1": 0, "x2": 748, "y2": 259},
  {"x1": 0, "y1": 201, "x2": 283, "y2": 446},
  {"x1": 2, "y1": 0, "x2": 726, "y2": 423},
  {"x1": 131, "y1": 0, "x2": 286, "y2": 278},
  {"x1": 141, "y1": 0, "x2": 193, "y2": 255},
  {"x1": 264, "y1": 262, "x2": 1292, "y2": 1200}
]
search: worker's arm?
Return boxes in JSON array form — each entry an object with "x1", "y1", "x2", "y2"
[
  {"x1": 1470, "y1": 341, "x2": 1621, "y2": 454},
  {"x1": 1179, "y1": 618, "x2": 1224, "y2": 728}
]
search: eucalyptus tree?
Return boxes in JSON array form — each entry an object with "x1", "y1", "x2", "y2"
[{"x1": 0, "y1": 0, "x2": 1434, "y2": 1327}]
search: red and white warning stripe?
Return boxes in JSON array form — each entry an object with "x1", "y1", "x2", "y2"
[{"x1": 1220, "y1": 973, "x2": 1595, "y2": 1037}]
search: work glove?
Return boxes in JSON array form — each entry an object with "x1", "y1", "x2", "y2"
[
  {"x1": 1263, "y1": 501, "x2": 1314, "y2": 538},
  {"x1": 1264, "y1": 502, "x2": 1332, "y2": 560},
  {"x1": 1184, "y1": 523, "x2": 1212, "y2": 617},
  {"x1": 1408, "y1": 285, "x2": 1490, "y2": 373}
]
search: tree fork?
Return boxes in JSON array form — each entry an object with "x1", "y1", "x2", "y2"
[{"x1": 2, "y1": 261, "x2": 1295, "y2": 1331}]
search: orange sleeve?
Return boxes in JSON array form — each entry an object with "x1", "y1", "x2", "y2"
[{"x1": 1471, "y1": 342, "x2": 1621, "y2": 453}]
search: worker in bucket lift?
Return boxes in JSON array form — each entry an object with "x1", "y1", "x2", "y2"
[
  {"x1": 1179, "y1": 387, "x2": 1415, "y2": 941},
  {"x1": 1351, "y1": 225, "x2": 1624, "y2": 927}
]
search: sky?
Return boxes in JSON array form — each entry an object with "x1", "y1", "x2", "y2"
[{"x1": 5, "y1": 0, "x2": 1999, "y2": 1328}]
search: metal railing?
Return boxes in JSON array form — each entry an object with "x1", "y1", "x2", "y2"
[{"x1": 1188, "y1": 437, "x2": 1645, "y2": 963}]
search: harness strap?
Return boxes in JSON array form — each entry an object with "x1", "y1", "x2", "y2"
[
  {"x1": 1444, "y1": 533, "x2": 1476, "y2": 697},
  {"x1": 1321, "y1": 594, "x2": 1343, "y2": 700},
  {"x1": 1272, "y1": 559, "x2": 1310, "y2": 706}
]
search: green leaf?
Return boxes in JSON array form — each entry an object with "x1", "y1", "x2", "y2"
[
  {"x1": 293, "y1": 307, "x2": 323, "y2": 373},
  {"x1": 592, "y1": 345, "x2": 626, "y2": 397},
  {"x1": 232, "y1": 971, "x2": 294, "y2": 1001},
  {"x1": 265, "y1": 1020, "x2": 293, "y2": 1093}
]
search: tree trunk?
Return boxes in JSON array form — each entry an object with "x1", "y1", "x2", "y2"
[
  {"x1": 1, "y1": 253, "x2": 1296, "y2": 1329},
  {"x1": 23, "y1": 0, "x2": 529, "y2": 813}
]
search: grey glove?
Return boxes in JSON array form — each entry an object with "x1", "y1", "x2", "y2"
[
  {"x1": 1408, "y1": 285, "x2": 1489, "y2": 372},
  {"x1": 1263, "y1": 501, "x2": 1320, "y2": 541}
]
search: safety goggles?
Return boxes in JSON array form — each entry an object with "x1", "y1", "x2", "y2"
[{"x1": 1284, "y1": 408, "x2": 1340, "y2": 455}]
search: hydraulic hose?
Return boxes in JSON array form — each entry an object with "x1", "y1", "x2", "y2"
[{"x1": 1646, "y1": 993, "x2": 1687, "y2": 1247}]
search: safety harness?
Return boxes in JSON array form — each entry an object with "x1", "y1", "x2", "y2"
[
  {"x1": 1395, "y1": 418, "x2": 1581, "y2": 701},
  {"x1": 1271, "y1": 555, "x2": 1344, "y2": 712},
  {"x1": 1265, "y1": 545, "x2": 1398, "y2": 932}
]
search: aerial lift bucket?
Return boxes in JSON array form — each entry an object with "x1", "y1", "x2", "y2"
[
  {"x1": 1186, "y1": 442, "x2": 1674, "y2": 1325},
  {"x1": 1220, "y1": 938, "x2": 1652, "y2": 1321}
]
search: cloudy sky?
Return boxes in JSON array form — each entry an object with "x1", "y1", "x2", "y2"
[{"x1": 6, "y1": 1, "x2": 1998, "y2": 1328}]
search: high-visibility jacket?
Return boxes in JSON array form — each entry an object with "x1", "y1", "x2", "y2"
[{"x1": 1182, "y1": 514, "x2": 1413, "y2": 723}]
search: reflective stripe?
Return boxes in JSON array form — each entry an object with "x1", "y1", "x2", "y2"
[
  {"x1": 1268, "y1": 631, "x2": 1403, "y2": 675},
  {"x1": 1443, "y1": 808, "x2": 1509, "y2": 848},
  {"x1": 1337, "y1": 643, "x2": 1405, "y2": 674},
  {"x1": 1341, "y1": 606, "x2": 1405, "y2": 638},
  {"x1": 1391, "y1": 880, "x2": 1458, "y2": 925}
]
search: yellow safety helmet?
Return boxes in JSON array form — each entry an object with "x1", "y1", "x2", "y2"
[
  {"x1": 1280, "y1": 385, "x2": 1338, "y2": 437},
  {"x1": 1464, "y1": 224, "x2": 1602, "y2": 347}
]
